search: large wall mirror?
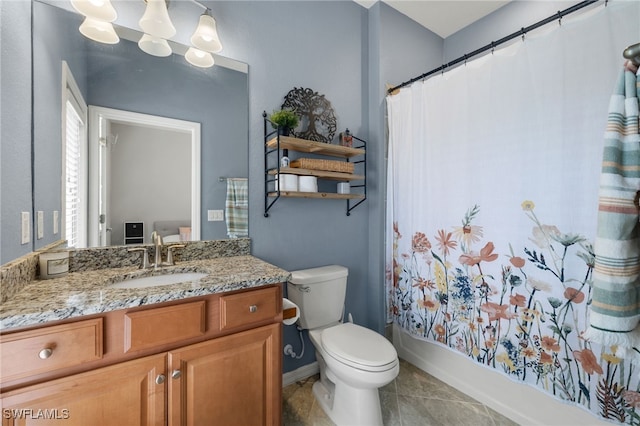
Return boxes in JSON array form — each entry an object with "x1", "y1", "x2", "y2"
[{"x1": 32, "y1": 0, "x2": 249, "y2": 250}]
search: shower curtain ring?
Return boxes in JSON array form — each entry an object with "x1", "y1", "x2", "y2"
[
  {"x1": 521, "y1": 28, "x2": 526, "y2": 42},
  {"x1": 557, "y1": 11, "x2": 562, "y2": 25},
  {"x1": 491, "y1": 41, "x2": 495, "y2": 54}
]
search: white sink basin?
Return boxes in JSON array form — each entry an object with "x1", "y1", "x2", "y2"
[{"x1": 108, "y1": 272, "x2": 208, "y2": 289}]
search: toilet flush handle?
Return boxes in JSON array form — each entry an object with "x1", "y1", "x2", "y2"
[{"x1": 298, "y1": 286, "x2": 311, "y2": 293}]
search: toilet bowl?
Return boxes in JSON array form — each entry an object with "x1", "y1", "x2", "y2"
[
  {"x1": 287, "y1": 265, "x2": 400, "y2": 426},
  {"x1": 309, "y1": 323, "x2": 399, "y2": 426}
]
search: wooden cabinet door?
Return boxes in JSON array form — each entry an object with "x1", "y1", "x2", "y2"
[
  {"x1": 168, "y1": 323, "x2": 281, "y2": 426},
  {"x1": 0, "y1": 354, "x2": 166, "y2": 426}
]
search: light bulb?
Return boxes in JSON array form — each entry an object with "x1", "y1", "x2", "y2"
[
  {"x1": 138, "y1": 34, "x2": 172, "y2": 57},
  {"x1": 71, "y1": 0, "x2": 117, "y2": 22},
  {"x1": 190, "y1": 11, "x2": 222, "y2": 53},
  {"x1": 185, "y1": 47, "x2": 215, "y2": 68},
  {"x1": 139, "y1": 0, "x2": 176, "y2": 39},
  {"x1": 79, "y1": 17, "x2": 119, "y2": 44}
]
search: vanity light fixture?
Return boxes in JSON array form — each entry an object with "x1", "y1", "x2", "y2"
[
  {"x1": 138, "y1": 34, "x2": 172, "y2": 57},
  {"x1": 139, "y1": 0, "x2": 176, "y2": 40},
  {"x1": 71, "y1": 0, "x2": 119, "y2": 44},
  {"x1": 190, "y1": 9, "x2": 223, "y2": 54},
  {"x1": 71, "y1": 0, "x2": 117, "y2": 22},
  {"x1": 73, "y1": 0, "x2": 223, "y2": 68},
  {"x1": 185, "y1": 47, "x2": 215, "y2": 68},
  {"x1": 79, "y1": 17, "x2": 120, "y2": 44}
]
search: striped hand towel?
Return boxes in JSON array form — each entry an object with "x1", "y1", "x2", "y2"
[
  {"x1": 586, "y1": 64, "x2": 640, "y2": 361},
  {"x1": 225, "y1": 178, "x2": 248, "y2": 238}
]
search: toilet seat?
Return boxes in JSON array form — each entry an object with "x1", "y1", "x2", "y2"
[{"x1": 321, "y1": 323, "x2": 398, "y2": 372}]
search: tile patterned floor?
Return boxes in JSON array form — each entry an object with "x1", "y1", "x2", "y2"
[{"x1": 282, "y1": 358, "x2": 519, "y2": 426}]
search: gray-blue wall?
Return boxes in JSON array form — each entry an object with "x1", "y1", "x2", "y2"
[
  {"x1": 32, "y1": 2, "x2": 88, "y2": 252},
  {"x1": 444, "y1": 1, "x2": 577, "y2": 62},
  {"x1": 214, "y1": 0, "x2": 373, "y2": 371},
  {"x1": 1, "y1": 0, "x2": 33, "y2": 263}
]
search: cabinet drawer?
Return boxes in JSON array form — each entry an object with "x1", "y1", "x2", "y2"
[
  {"x1": 0, "y1": 318, "x2": 103, "y2": 383},
  {"x1": 220, "y1": 287, "x2": 279, "y2": 331},
  {"x1": 124, "y1": 300, "x2": 206, "y2": 353}
]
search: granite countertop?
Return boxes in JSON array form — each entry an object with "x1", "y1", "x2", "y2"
[{"x1": 0, "y1": 255, "x2": 291, "y2": 331}]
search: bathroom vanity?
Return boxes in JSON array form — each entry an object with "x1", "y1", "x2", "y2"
[{"x1": 0, "y1": 254, "x2": 288, "y2": 425}]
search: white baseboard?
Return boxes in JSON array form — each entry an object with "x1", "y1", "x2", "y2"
[
  {"x1": 282, "y1": 361, "x2": 319, "y2": 387},
  {"x1": 392, "y1": 324, "x2": 609, "y2": 426}
]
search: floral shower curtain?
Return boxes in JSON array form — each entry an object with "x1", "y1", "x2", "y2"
[{"x1": 385, "y1": 2, "x2": 640, "y2": 423}]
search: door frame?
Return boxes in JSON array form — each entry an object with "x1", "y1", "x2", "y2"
[{"x1": 87, "y1": 106, "x2": 201, "y2": 247}]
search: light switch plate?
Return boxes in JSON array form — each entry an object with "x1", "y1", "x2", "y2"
[
  {"x1": 37, "y1": 211, "x2": 44, "y2": 239},
  {"x1": 21, "y1": 211, "x2": 30, "y2": 244},
  {"x1": 53, "y1": 211, "x2": 59, "y2": 234},
  {"x1": 207, "y1": 210, "x2": 224, "y2": 221}
]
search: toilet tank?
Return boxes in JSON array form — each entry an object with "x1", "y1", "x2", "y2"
[{"x1": 287, "y1": 265, "x2": 348, "y2": 330}]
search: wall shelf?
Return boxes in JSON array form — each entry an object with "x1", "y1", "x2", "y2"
[
  {"x1": 266, "y1": 191, "x2": 366, "y2": 200},
  {"x1": 263, "y1": 112, "x2": 366, "y2": 217},
  {"x1": 267, "y1": 167, "x2": 365, "y2": 182},
  {"x1": 266, "y1": 136, "x2": 365, "y2": 158}
]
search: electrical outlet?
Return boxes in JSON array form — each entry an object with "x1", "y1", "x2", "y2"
[
  {"x1": 21, "y1": 212, "x2": 30, "y2": 244},
  {"x1": 207, "y1": 210, "x2": 224, "y2": 221},
  {"x1": 53, "y1": 211, "x2": 59, "y2": 234},
  {"x1": 37, "y1": 211, "x2": 44, "y2": 239}
]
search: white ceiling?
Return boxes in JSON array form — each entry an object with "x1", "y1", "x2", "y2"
[{"x1": 355, "y1": 0, "x2": 511, "y2": 39}]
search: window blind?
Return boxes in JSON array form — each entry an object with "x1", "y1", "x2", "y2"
[{"x1": 65, "y1": 98, "x2": 83, "y2": 247}]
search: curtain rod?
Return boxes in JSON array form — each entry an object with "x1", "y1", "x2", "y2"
[{"x1": 387, "y1": 0, "x2": 599, "y2": 95}]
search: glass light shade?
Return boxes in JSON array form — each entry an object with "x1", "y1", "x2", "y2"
[
  {"x1": 139, "y1": 0, "x2": 176, "y2": 39},
  {"x1": 190, "y1": 12, "x2": 223, "y2": 53},
  {"x1": 138, "y1": 34, "x2": 172, "y2": 57},
  {"x1": 79, "y1": 17, "x2": 119, "y2": 44},
  {"x1": 185, "y1": 47, "x2": 214, "y2": 68},
  {"x1": 71, "y1": 0, "x2": 117, "y2": 22}
]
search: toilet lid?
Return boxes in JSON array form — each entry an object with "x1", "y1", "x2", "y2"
[{"x1": 321, "y1": 323, "x2": 397, "y2": 370}]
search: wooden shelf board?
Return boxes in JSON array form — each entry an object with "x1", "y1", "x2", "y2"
[
  {"x1": 266, "y1": 136, "x2": 364, "y2": 158},
  {"x1": 267, "y1": 191, "x2": 365, "y2": 200},
  {"x1": 268, "y1": 168, "x2": 364, "y2": 181}
]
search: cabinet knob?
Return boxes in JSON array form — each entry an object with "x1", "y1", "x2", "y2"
[
  {"x1": 171, "y1": 369, "x2": 182, "y2": 379},
  {"x1": 249, "y1": 305, "x2": 258, "y2": 313},
  {"x1": 156, "y1": 374, "x2": 166, "y2": 385},
  {"x1": 38, "y1": 348, "x2": 53, "y2": 359}
]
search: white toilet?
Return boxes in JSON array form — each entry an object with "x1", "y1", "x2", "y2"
[{"x1": 287, "y1": 265, "x2": 399, "y2": 426}]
